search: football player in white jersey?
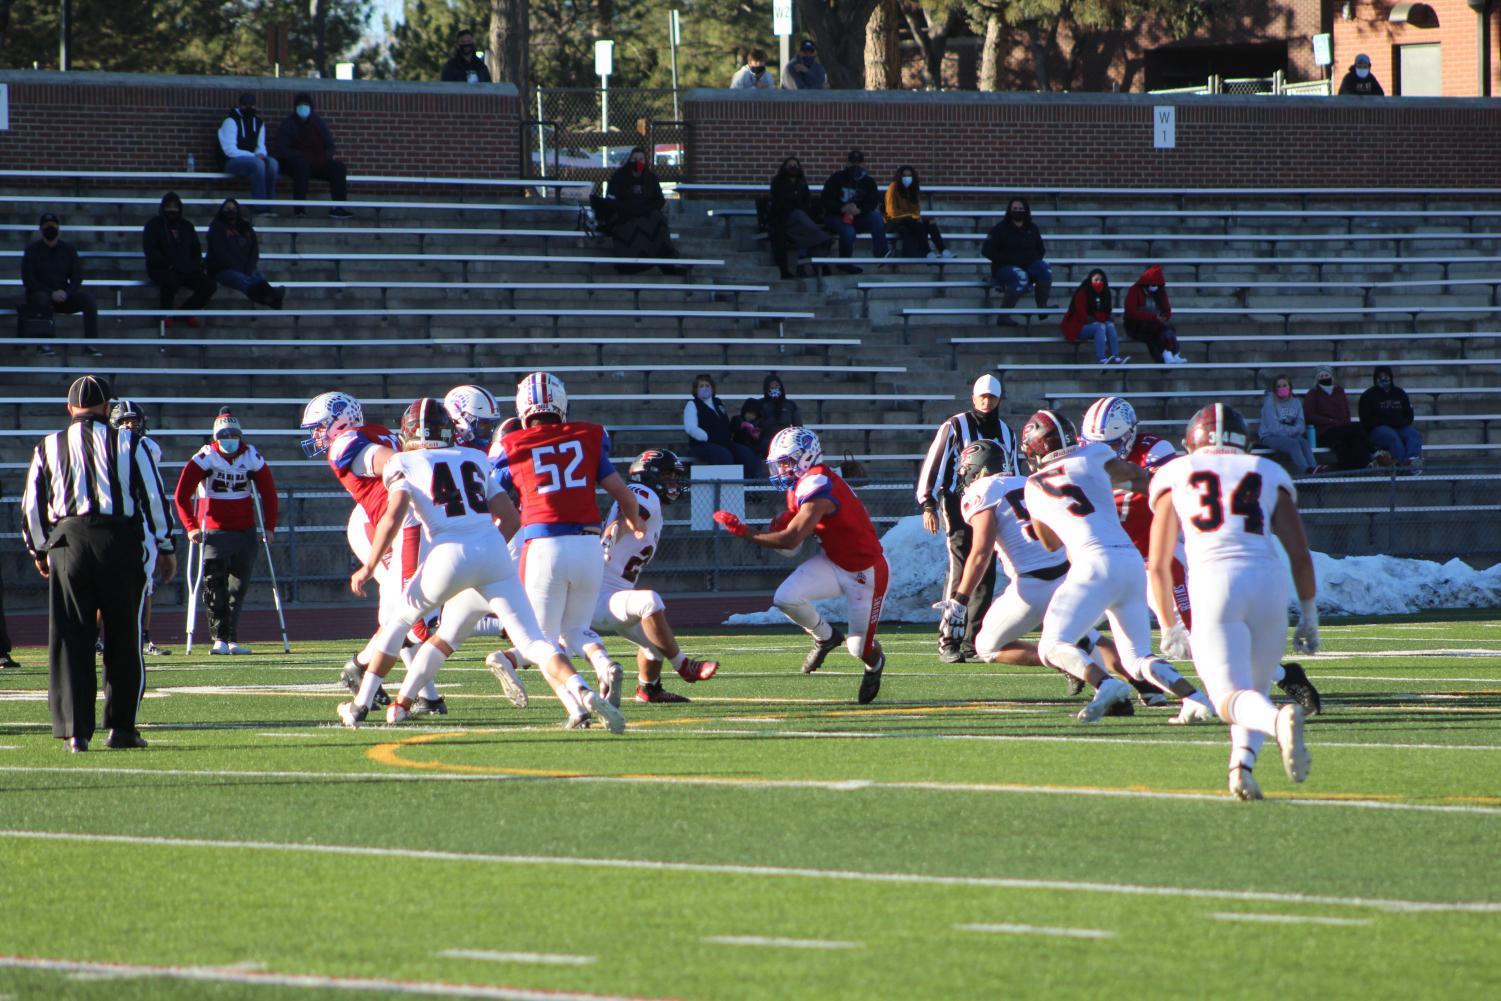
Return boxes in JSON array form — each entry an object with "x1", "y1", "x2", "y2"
[
  {"x1": 1148, "y1": 403, "x2": 1319, "y2": 801},
  {"x1": 1020, "y1": 410, "x2": 1217, "y2": 724},
  {"x1": 338, "y1": 399, "x2": 624, "y2": 734}
]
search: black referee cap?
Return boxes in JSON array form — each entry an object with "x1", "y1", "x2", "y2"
[{"x1": 67, "y1": 374, "x2": 112, "y2": 409}]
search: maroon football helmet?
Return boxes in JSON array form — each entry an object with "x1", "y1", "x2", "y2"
[
  {"x1": 1019, "y1": 410, "x2": 1080, "y2": 472},
  {"x1": 398, "y1": 397, "x2": 454, "y2": 450},
  {"x1": 1183, "y1": 402, "x2": 1251, "y2": 453}
]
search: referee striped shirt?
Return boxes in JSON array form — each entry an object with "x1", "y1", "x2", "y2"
[
  {"x1": 21, "y1": 416, "x2": 176, "y2": 559},
  {"x1": 915, "y1": 411, "x2": 1018, "y2": 508}
]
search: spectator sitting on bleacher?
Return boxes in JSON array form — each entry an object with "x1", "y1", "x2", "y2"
[
  {"x1": 142, "y1": 192, "x2": 215, "y2": 327},
  {"x1": 1259, "y1": 374, "x2": 1319, "y2": 475},
  {"x1": 218, "y1": 92, "x2": 278, "y2": 213},
  {"x1": 1338, "y1": 53, "x2": 1384, "y2": 96},
  {"x1": 21, "y1": 212, "x2": 101, "y2": 357},
  {"x1": 748, "y1": 372, "x2": 802, "y2": 448},
  {"x1": 684, "y1": 373, "x2": 761, "y2": 478},
  {"x1": 1304, "y1": 365, "x2": 1383, "y2": 470},
  {"x1": 440, "y1": 30, "x2": 492, "y2": 82},
  {"x1": 731, "y1": 49, "x2": 776, "y2": 89},
  {"x1": 883, "y1": 166, "x2": 951, "y2": 259},
  {"x1": 603, "y1": 147, "x2": 684, "y2": 275},
  {"x1": 733, "y1": 400, "x2": 764, "y2": 455},
  {"x1": 1060, "y1": 269, "x2": 1125, "y2": 366},
  {"x1": 981, "y1": 197, "x2": 1050, "y2": 326},
  {"x1": 766, "y1": 157, "x2": 830, "y2": 279},
  {"x1": 821, "y1": 150, "x2": 888, "y2": 274},
  {"x1": 1359, "y1": 365, "x2": 1423, "y2": 469},
  {"x1": 1123, "y1": 265, "x2": 1185, "y2": 364},
  {"x1": 206, "y1": 198, "x2": 285, "y2": 309},
  {"x1": 274, "y1": 93, "x2": 354, "y2": 219}
]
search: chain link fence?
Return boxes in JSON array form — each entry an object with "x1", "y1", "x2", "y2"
[{"x1": 525, "y1": 88, "x2": 686, "y2": 189}]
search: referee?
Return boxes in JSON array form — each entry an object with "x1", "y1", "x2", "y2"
[
  {"x1": 916, "y1": 374, "x2": 1016, "y2": 662},
  {"x1": 21, "y1": 375, "x2": 177, "y2": 752}
]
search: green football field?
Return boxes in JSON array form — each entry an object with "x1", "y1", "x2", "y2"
[{"x1": 1, "y1": 617, "x2": 1500, "y2": 1001}]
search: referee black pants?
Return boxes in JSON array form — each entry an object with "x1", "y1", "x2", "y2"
[
  {"x1": 940, "y1": 492, "x2": 995, "y2": 654},
  {"x1": 46, "y1": 516, "x2": 147, "y2": 741}
]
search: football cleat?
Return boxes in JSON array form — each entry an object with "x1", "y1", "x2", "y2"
[
  {"x1": 339, "y1": 659, "x2": 390, "y2": 708},
  {"x1": 562, "y1": 713, "x2": 593, "y2": 730},
  {"x1": 141, "y1": 641, "x2": 171, "y2": 656},
  {"x1": 635, "y1": 682, "x2": 691, "y2": 704},
  {"x1": 1169, "y1": 697, "x2": 1215, "y2": 725},
  {"x1": 583, "y1": 690, "x2": 626, "y2": 734},
  {"x1": 675, "y1": 657, "x2": 719, "y2": 683},
  {"x1": 801, "y1": 627, "x2": 845, "y2": 674},
  {"x1": 336, "y1": 701, "x2": 368, "y2": 728},
  {"x1": 596, "y1": 662, "x2": 624, "y2": 709},
  {"x1": 1276, "y1": 661, "x2": 1322, "y2": 715},
  {"x1": 1229, "y1": 766, "x2": 1263, "y2": 801},
  {"x1": 1077, "y1": 678, "x2": 1132, "y2": 723},
  {"x1": 1276, "y1": 704, "x2": 1310, "y2": 783},
  {"x1": 857, "y1": 655, "x2": 884, "y2": 705},
  {"x1": 1061, "y1": 671, "x2": 1087, "y2": 697},
  {"x1": 1130, "y1": 678, "x2": 1170, "y2": 707},
  {"x1": 485, "y1": 649, "x2": 529, "y2": 708},
  {"x1": 410, "y1": 696, "x2": 448, "y2": 717},
  {"x1": 1102, "y1": 697, "x2": 1135, "y2": 717},
  {"x1": 386, "y1": 701, "x2": 411, "y2": 724},
  {"x1": 938, "y1": 645, "x2": 965, "y2": 664}
]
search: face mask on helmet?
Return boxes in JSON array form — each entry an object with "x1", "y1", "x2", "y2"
[
  {"x1": 299, "y1": 392, "x2": 362, "y2": 457},
  {"x1": 765, "y1": 428, "x2": 822, "y2": 490}
]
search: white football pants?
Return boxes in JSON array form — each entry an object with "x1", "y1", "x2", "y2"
[
  {"x1": 1039, "y1": 545, "x2": 1154, "y2": 672},
  {"x1": 521, "y1": 534, "x2": 607, "y2": 658},
  {"x1": 773, "y1": 551, "x2": 889, "y2": 661}
]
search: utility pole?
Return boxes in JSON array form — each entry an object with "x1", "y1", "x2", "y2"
[{"x1": 59, "y1": 0, "x2": 72, "y2": 71}]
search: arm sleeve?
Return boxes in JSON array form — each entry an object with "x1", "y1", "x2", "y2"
[
  {"x1": 21, "y1": 441, "x2": 51, "y2": 558},
  {"x1": 596, "y1": 427, "x2": 616, "y2": 480},
  {"x1": 173, "y1": 458, "x2": 208, "y2": 532},
  {"x1": 915, "y1": 419, "x2": 953, "y2": 508},
  {"x1": 218, "y1": 118, "x2": 241, "y2": 159},
  {"x1": 134, "y1": 437, "x2": 177, "y2": 553},
  {"x1": 683, "y1": 401, "x2": 707, "y2": 442},
  {"x1": 251, "y1": 463, "x2": 278, "y2": 529}
]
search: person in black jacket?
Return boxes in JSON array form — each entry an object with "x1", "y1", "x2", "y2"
[
  {"x1": 142, "y1": 192, "x2": 215, "y2": 323},
  {"x1": 205, "y1": 199, "x2": 285, "y2": 308},
  {"x1": 821, "y1": 150, "x2": 888, "y2": 272},
  {"x1": 603, "y1": 147, "x2": 683, "y2": 275},
  {"x1": 1338, "y1": 53, "x2": 1384, "y2": 96},
  {"x1": 274, "y1": 93, "x2": 353, "y2": 218},
  {"x1": 440, "y1": 30, "x2": 492, "y2": 82},
  {"x1": 21, "y1": 212, "x2": 100, "y2": 357},
  {"x1": 747, "y1": 372, "x2": 803, "y2": 450},
  {"x1": 981, "y1": 196, "x2": 1052, "y2": 326},
  {"x1": 682, "y1": 374, "x2": 760, "y2": 478},
  {"x1": 766, "y1": 157, "x2": 831, "y2": 279},
  {"x1": 1358, "y1": 365, "x2": 1422, "y2": 467}
]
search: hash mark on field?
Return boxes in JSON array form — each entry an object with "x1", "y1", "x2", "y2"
[
  {"x1": 702, "y1": 936, "x2": 862, "y2": 950},
  {"x1": 956, "y1": 922, "x2": 1116, "y2": 940},
  {"x1": 1211, "y1": 912, "x2": 1374, "y2": 927},
  {"x1": 438, "y1": 949, "x2": 596, "y2": 966}
]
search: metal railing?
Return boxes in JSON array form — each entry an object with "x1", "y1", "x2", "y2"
[
  {"x1": 525, "y1": 88, "x2": 686, "y2": 187},
  {"x1": 1149, "y1": 72, "x2": 1330, "y2": 96}
]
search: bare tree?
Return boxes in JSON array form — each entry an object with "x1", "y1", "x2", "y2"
[
  {"x1": 978, "y1": 12, "x2": 1003, "y2": 90},
  {"x1": 796, "y1": 0, "x2": 882, "y2": 88},
  {"x1": 488, "y1": 0, "x2": 530, "y2": 88},
  {"x1": 864, "y1": 0, "x2": 901, "y2": 89},
  {"x1": 902, "y1": 2, "x2": 964, "y2": 89}
]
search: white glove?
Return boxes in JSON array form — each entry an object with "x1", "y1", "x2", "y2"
[
  {"x1": 1293, "y1": 598, "x2": 1321, "y2": 655},
  {"x1": 933, "y1": 598, "x2": 967, "y2": 646},
  {"x1": 1160, "y1": 620, "x2": 1192, "y2": 661}
]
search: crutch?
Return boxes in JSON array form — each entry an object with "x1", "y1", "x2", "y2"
[
  {"x1": 183, "y1": 496, "x2": 207, "y2": 654},
  {"x1": 252, "y1": 485, "x2": 291, "y2": 653}
]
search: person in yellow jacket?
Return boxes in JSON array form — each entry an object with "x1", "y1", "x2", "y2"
[{"x1": 883, "y1": 165, "x2": 952, "y2": 259}]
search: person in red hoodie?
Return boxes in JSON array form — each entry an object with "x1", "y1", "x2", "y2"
[
  {"x1": 1123, "y1": 265, "x2": 1186, "y2": 364},
  {"x1": 174, "y1": 409, "x2": 278, "y2": 655},
  {"x1": 1060, "y1": 269, "x2": 1125, "y2": 365},
  {"x1": 1302, "y1": 365, "x2": 1380, "y2": 470}
]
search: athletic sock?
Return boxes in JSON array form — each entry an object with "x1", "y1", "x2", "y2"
[
  {"x1": 1272, "y1": 663, "x2": 1287, "y2": 684},
  {"x1": 420, "y1": 681, "x2": 441, "y2": 700},
  {"x1": 398, "y1": 644, "x2": 445, "y2": 703},
  {"x1": 564, "y1": 674, "x2": 593, "y2": 698},
  {"x1": 1223, "y1": 690, "x2": 1280, "y2": 736},
  {"x1": 810, "y1": 619, "x2": 834, "y2": 642},
  {"x1": 1230, "y1": 727, "x2": 1267, "y2": 771},
  {"x1": 355, "y1": 669, "x2": 384, "y2": 710},
  {"x1": 669, "y1": 651, "x2": 688, "y2": 671}
]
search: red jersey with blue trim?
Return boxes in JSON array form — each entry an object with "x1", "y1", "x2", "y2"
[
  {"x1": 786, "y1": 464, "x2": 884, "y2": 572},
  {"x1": 1115, "y1": 431, "x2": 1180, "y2": 557},
  {"x1": 327, "y1": 424, "x2": 399, "y2": 523},
  {"x1": 489, "y1": 421, "x2": 615, "y2": 531}
]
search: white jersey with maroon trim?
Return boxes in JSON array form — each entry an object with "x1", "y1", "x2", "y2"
[
  {"x1": 1023, "y1": 443, "x2": 1134, "y2": 557},
  {"x1": 960, "y1": 473, "x2": 1067, "y2": 579},
  {"x1": 601, "y1": 483, "x2": 663, "y2": 589},
  {"x1": 383, "y1": 446, "x2": 505, "y2": 544},
  {"x1": 1150, "y1": 450, "x2": 1295, "y2": 567}
]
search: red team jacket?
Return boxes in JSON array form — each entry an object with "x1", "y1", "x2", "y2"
[
  {"x1": 173, "y1": 441, "x2": 278, "y2": 534},
  {"x1": 490, "y1": 421, "x2": 615, "y2": 538},
  {"x1": 1114, "y1": 432, "x2": 1180, "y2": 558},
  {"x1": 786, "y1": 464, "x2": 885, "y2": 573}
]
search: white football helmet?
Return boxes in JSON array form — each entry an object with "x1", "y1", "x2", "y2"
[
  {"x1": 516, "y1": 371, "x2": 568, "y2": 424},
  {"x1": 1080, "y1": 395, "x2": 1138, "y2": 458},
  {"x1": 443, "y1": 384, "x2": 501, "y2": 447},
  {"x1": 766, "y1": 426, "x2": 823, "y2": 490},
  {"x1": 300, "y1": 391, "x2": 363, "y2": 457}
]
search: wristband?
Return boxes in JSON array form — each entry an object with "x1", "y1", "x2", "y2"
[{"x1": 952, "y1": 593, "x2": 969, "y2": 605}]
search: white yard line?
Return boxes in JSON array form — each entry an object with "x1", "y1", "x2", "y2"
[
  {"x1": 1210, "y1": 912, "x2": 1374, "y2": 927},
  {"x1": 436, "y1": 950, "x2": 596, "y2": 967},
  {"x1": 939, "y1": 734, "x2": 1501, "y2": 753},
  {"x1": 955, "y1": 922, "x2": 1116, "y2": 940},
  {"x1": 0, "y1": 956, "x2": 664, "y2": 1000},
  {"x1": 2, "y1": 830, "x2": 1498, "y2": 915},
  {"x1": 701, "y1": 936, "x2": 862, "y2": 950}
]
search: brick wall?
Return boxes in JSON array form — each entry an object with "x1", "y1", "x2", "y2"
[
  {"x1": 683, "y1": 88, "x2": 1501, "y2": 189},
  {"x1": 1331, "y1": 0, "x2": 1500, "y2": 97},
  {"x1": 0, "y1": 71, "x2": 523, "y2": 180}
]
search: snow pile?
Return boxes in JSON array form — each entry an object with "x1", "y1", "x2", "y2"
[{"x1": 724, "y1": 514, "x2": 1501, "y2": 625}]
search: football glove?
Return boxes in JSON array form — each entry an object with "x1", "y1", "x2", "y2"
[
  {"x1": 712, "y1": 510, "x2": 750, "y2": 538},
  {"x1": 932, "y1": 598, "x2": 967, "y2": 646},
  {"x1": 1160, "y1": 621, "x2": 1192, "y2": 661},
  {"x1": 1293, "y1": 598, "x2": 1320, "y2": 655},
  {"x1": 768, "y1": 510, "x2": 795, "y2": 533}
]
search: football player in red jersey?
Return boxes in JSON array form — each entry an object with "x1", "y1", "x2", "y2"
[
  {"x1": 714, "y1": 427, "x2": 889, "y2": 704},
  {"x1": 300, "y1": 390, "x2": 440, "y2": 711},
  {"x1": 488, "y1": 372, "x2": 645, "y2": 727}
]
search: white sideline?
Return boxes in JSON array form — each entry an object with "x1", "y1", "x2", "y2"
[
  {"x1": 2, "y1": 830, "x2": 1498, "y2": 914},
  {"x1": 955, "y1": 923, "x2": 1116, "y2": 940},
  {"x1": 1210, "y1": 913, "x2": 1374, "y2": 928},
  {"x1": 437, "y1": 950, "x2": 596, "y2": 967},
  {"x1": 701, "y1": 936, "x2": 862, "y2": 950},
  {"x1": 0, "y1": 956, "x2": 664, "y2": 1000}
]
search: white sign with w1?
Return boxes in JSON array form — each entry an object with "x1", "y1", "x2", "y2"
[{"x1": 1153, "y1": 105, "x2": 1175, "y2": 149}]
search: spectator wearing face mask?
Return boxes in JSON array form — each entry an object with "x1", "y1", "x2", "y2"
[
  {"x1": 783, "y1": 39, "x2": 828, "y2": 90},
  {"x1": 731, "y1": 49, "x2": 776, "y2": 89},
  {"x1": 748, "y1": 373, "x2": 803, "y2": 450},
  {"x1": 21, "y1": 212, "x2": 101, "y2": 357},
  {"x1": 1359, "y1": 365, "x2": 1422, "y2": 469},
  {"x1": 821, "y1": 150, "x2": 888, "y2": 273},
  {"x1": 142, "y1": 192, "x2": 215, "y2": 326},
  {"x1": 884, "y1": 166, "x2": 951, "y2": 259},
  {"x1": 1060, "y1": 269, "x2": 1125, "y2": 365},
  {"x1": 683, "y1": 374, "x2": 761, "y2": 478},
  {"x1": 218, "y1": 92, "x2": 278, "y2": 212},
  {"x1": 602, "y1": 147, "x2": 684, "y2": 275},
  {"x1": 981, "y1": 196, "x2": 1051, "y2": 326},
  {"x1": 1338, "y1": 53, "x2": 1384, "y2": 96},
  {"x1": 274, "y1": 93, "x2": 353, "y2": 219},
  {"x1": 1123, "y1": 265, "x2": 1185, "y2": 364},
  {"x1": 765, "y1": 157, "x2": 831, "y2": 279},
  {"x1": 206, "y1": 198, "x2": 286, "y2": 309},
  {"x1": 1259, "y1": 374, "x2": 1319, "y2": 475},
  {"x1": 441, "y1": 30, "x2": 492, "y2": 82},
  {"x1": 1304, "y1": 365, "x2": 1381, "y2": 470},
  {"x1": 733, "y1": 400, "x2": 764, "y2": 454}
]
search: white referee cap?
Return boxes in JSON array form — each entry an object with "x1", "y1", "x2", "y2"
[{"x1": 972, "y1": 374, "x2": 1004, "y2": 399}]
